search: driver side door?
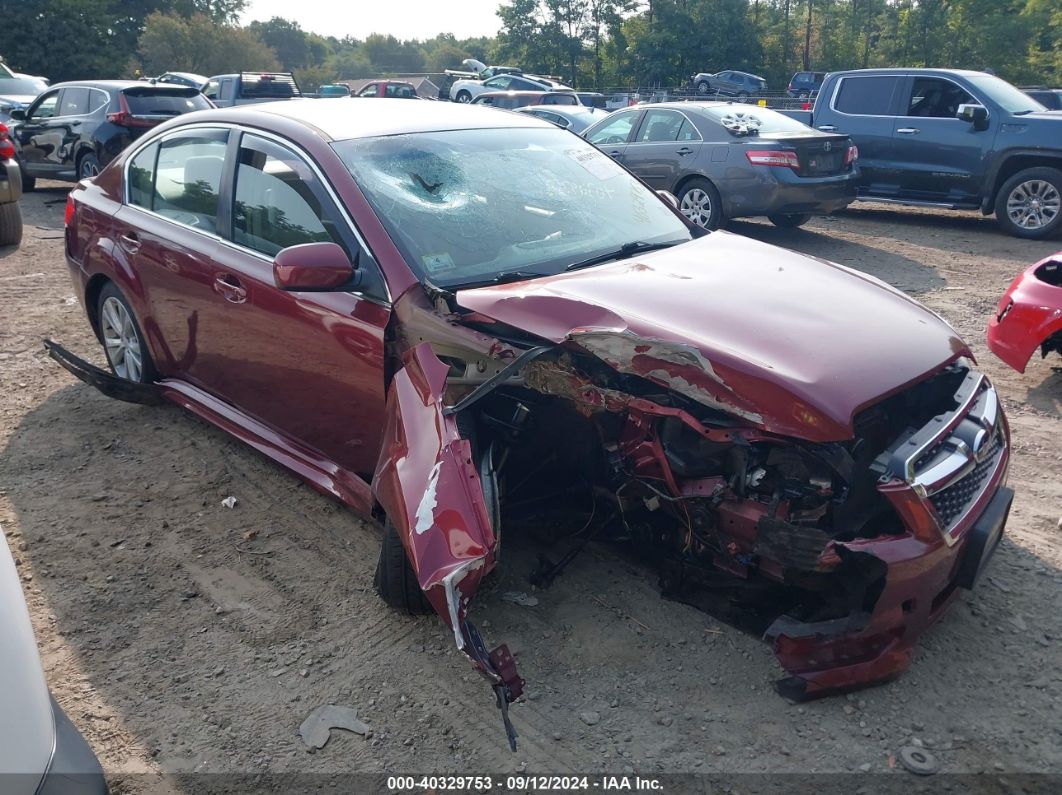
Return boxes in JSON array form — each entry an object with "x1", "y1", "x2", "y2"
[
  {"x1": 14, "y1": 88, "x2": 61, "y2": 175},
  {"x1": 584, "y1": 108, "x2": 643, "y2": 163}
]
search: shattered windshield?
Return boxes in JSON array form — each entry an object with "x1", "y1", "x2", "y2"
[{"x1": 332, "y1": 127, "x2": 692, "y2": 288}]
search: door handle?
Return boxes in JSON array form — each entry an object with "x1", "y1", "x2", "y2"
[
  {"x1": 214, "y1": 274, "x2": 247, "y2": 304},
  {"x1": 817, "y1": 125, "x2": 837, "y2": 131},
  {"x1": 118, "y1": 232, "x2": 141, "y2": 254},
  {"x1": 896, "y1": 127, "x2": 920, "y2": 134},
  {"x1": 607, "y1": 150, "x2": 622, "y2": 158},
  {"x1": 676, "y1": 147, "x2": 693, "y2": 155}
]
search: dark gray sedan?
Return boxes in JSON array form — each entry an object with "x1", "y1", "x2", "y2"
[
  {"x1": 582, "y1": 101, "x2": 859, "y2": 229},
  {"x1": 514, "y1": 104, "x2": 610, "y2": 134}
]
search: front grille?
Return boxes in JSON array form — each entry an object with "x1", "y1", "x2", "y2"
[{"x1": 929, "y1": 427, "x2": 1003, "y2": 529}]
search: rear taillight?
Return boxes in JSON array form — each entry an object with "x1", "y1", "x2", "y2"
[
  {"x1": 844, "y1": 144, "x2": 859, "y2": 165},
  {"x1": 0, "y1": 122, "x2": 14, "y2": 160},
  {"x1": 745, "y1": 150, "x2": 800, "y2": 169},
  {"x1": 64, "y1": 195, "x2": 76, "y2": 227},
  {"x1": 106, "y1": 93, "x2": 156, "y2": 128}
]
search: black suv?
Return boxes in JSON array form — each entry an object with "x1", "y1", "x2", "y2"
[
  {"x1": 788, "y1": 71, "x2": 826, "y2": 98},
  {"x1": 9, "y1": 80, "x2": 212, "y2": 188},
  {"x1": 691, "y1": 70, "x2": 767, "y2": 100}
]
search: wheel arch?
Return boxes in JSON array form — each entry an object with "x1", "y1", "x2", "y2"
[
  {"x1": 983, "y1": 152, "x2": 1062, "y2": 214},
  {"x1": 83, "y1": 273, "x2": 111, "y2": 342},
  {"x1": 673, "y1": 173, "x2": 726, "y2": 217}
]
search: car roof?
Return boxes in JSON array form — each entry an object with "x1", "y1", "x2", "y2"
[
  {"x1": 477, "y1": 90, "x2": 558, "y2": 97},
  {"x1": 833, "y1": 67, "x2": 990, "y2": 77},
  {"x1": 173, "y1": 98, "x2": 555, "y2": 140},
  {"x1": 47, "y1": 80, "x2": 195, "y2": 91}
]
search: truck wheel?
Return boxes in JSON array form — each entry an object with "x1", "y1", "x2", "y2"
[
  {"x1": 994, "y1": 167, "x2": 1062, "y2": 239},
  {"x1": 678, "y1": 178, "x2": 723, "y2": 230},
  {"x1": 0, "y1": 202, "x2": 22, "y2": 247},
  {"x1": 768, "y1": 213, "x2": 811, "y2": 228},
  {"x1": 374, "y1": 519, "x2": 433, "y2": 615}
]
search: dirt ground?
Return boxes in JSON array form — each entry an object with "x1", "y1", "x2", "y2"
[{"x1": 1, "y1": 183, "x2": 1060, "y2": 791}]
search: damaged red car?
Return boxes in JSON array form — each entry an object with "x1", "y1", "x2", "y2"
[
  {"x1": 988, "y1": 252, "x2": 1062, "y2": 372},
  {"x1": 54, "y1": 100, "x2": 1013, "y2": 749}
]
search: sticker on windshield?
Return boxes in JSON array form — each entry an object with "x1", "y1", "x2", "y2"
[
  {"x1": 566, "y1": 147, "x2": 618, "y2": 180},
  {"x1": 422, "y1": 253, "x2": 456, "y2": 273}
]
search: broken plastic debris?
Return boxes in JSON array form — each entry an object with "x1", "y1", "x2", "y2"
[
  {"x1": 501, "y1": 591, "x2": 539, "y2": 607},
  {"x1": 220, "y1": 496, "x2": 238, "y2": 509},
  {"x1": 298, "y1": 705, "x2": 370, "y2": 749}
]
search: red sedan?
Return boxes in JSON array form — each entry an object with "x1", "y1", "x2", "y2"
[
  {"x1": 987, "y1": 252, "x2": 1062, "y2": 372},
  {"x1": 54, "y1": 100, "x2": 1012, "y2": 748}
]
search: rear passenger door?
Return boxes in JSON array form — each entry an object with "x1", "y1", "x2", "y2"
[
  {"x1": 890, "y1": 75, "x2": 991, "y2": 205},
  {"x1": 623, "y1": 108, "x2": 701, "y2": 190},
  {"x1": 821, "y1": 74, "x2": 904, "y2": 195}
]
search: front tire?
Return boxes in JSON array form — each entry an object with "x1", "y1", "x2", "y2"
[
  {"x1": 696, "y1": 81, "x2": 710, "y2": 95},
  {"x1": 994, "y1": 167, "x2": 1062, "y2": 239},
  {"x1": 678, "y1": 178, "x2": 723, "y2": 230},
  {"x1": 97, "y1": 282, "x2": 157, "y2": 383},
  {"x1": 0, "y1": 202, "x2": 22, "y2": 247},
  {"x1": 768, "y1": 213, "x2": 812, "y2": 228},
  {"x1": 455, "y1": 90, "x2": 472, "y2": 103},
  {"x1": 374, "y1": 519, "x2": 433, "y2": 615}
]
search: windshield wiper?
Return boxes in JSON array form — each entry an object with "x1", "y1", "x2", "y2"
[
  {"x1": 565, "y1": 240, "x2": 679, "y2": 272},
  {"x1": 449, "y1": 270, "x2": 548, "y2": 290}
]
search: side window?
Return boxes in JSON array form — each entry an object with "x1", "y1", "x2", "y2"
[
  {"x1": 677, "y1": 118, "x2": 700, "y2": 141},
  {"x1": 483, "y1": 76, "x2": 512, "y2": 91},
  {"x1": 477, "y1": 95, "x2": 495, "y2": 105},
  {"x1": 87, "y1": 89, "x2": 109, "y2": 114},
  {"x1": 204, "y1": 80, "x2": 219, "y2": 100},
  {"x1": 834, "y1": 76, "x2": 898, "y2": 115},
  {"x1": 29, "y1": 90, "x2": 60, "y2": 120},
  {"x1": 232, "y1": 134, "x2": 346, "y2": 258},
  {"x1": 128, "y1": 142, "x2": 159, "y2": 209},
  {"x1": 360, "y1": 84, "x2": 378, "y2": 97},
  {"x1": 59, "y1": 87, "x2": 90, "y2": 116},
  {"x1": 587, "y1": 110, "x2": 638, "y2": 145},
  {"x1": 906, "y1": 77, "x2": 974, "y2": 118},
  {"x1": 152, "y1": 130, "x2": 228, "y2": 232},
  {"x1": 637, "y1": 109, "x2": 683, "y2": 142}
]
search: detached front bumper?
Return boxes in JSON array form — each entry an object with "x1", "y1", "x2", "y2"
[
  {"x1": 987, "y1": 255, "x2": 1062, "y2": 373},
  {"x1": 769, "y1": 369, "x2": 1011, "y2": 698}
]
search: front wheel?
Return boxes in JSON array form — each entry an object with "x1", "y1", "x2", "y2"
[
  {"x1": 994, "y1": 167, "x2": 1062, "y2": 239},
  {"x1": 455, "y1": 90, "x2": 472, "y2": 103},
  {"x1": 374, "y1": 519, "x2": 433, "y2": 614},
  {"x1": 696, "y1": 81, "x2": 710, "y2": 95},
  {"x1": 678, "y1": 178, "x2": 723, "y2": 230},
  {"x1": 768, "y1": 213, "x2": 812, "y2": 228},
  {"x1": 0, "y1": 202, "x2": 22, "y2": 247},
  {"x1": 97, "y1": 282, "x2": 158, "y2": 383}
]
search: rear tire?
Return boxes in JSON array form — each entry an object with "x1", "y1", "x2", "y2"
[
  {"x1": 994, "y1": 167, "x2": 1062, "y2": 239},
  {"x1": 97, "y1": 282, "x2": 158, "y2": 383},
  {"x1": 678, "y1": 177, "x2": 723, "y2": 230},
  {"x1": 0, "y1": 202, "x2": 22, "y2": 247},
  {"x1": 78, "y1": 152, "x2": 101, "y2": 180},
  {"x1": 374, "y1": 519, "x2": 433, "y2": 615},
  {"x1": 768, "y1": 213, "x2": 812, "y2": 228},
  {"x1": 737, "y1": 91, "x2": 750, "y2": 103}
]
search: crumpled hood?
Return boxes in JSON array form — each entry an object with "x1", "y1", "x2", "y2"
[{"x1": 456, "y1": 232, "x2": 967, "y2": 441}]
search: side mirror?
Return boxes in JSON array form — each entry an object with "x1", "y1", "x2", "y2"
[
  {"x1": 957, "y1": 103, "x2": 989, "y2": 130},
  {"x1": 8, "y1": 109, "x2": 25, "y2": 121},
  {"x1": 273, "y1": 242, "x2": 356, "y2": 291},
  {"x1": 657, "y1": 190, "x2": 679, "y2": 209}
]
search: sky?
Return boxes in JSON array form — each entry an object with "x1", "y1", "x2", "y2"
[{"x1": 241, "y1": 0, "x2": 505, "y2": 41}]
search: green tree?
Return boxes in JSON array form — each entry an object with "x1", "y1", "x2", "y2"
[
  {"x1": 248, "y1": 17, "x2": 312, "y2": 70},
  {"x1": 137, "y1": 12, "x2": 280, "y2": 76}
]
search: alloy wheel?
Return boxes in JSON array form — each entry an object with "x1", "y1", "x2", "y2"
[
  {"x1": 1006, "y1": 179, "x2": 1060, "y2": 230},
  {"x1": 100, "y1": 296, "x2": 143, "y2": 382},
  {"x1": 680, "y1": 188, "x2": 713, "y2": 228}
]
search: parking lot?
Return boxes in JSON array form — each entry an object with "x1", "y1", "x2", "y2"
[{"x1": 1, "y1": 183, "x2": 1060, "y2": 790}]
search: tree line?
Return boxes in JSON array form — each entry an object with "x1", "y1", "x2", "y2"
[{"x1": 1, "y1": 0, "x2": 1058, "y2": 93}]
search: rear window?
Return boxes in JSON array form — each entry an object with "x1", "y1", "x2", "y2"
[
  {"x1": 240, "y1": 74, "x2": 300, "y2": 98},
  {"x1": 122, "y1": 89, "x2": 211, "y2": 116},
  {"x1": 834, "y1": 76, "x2": 897, "y2": 115},
  {"x1": 699, "y1": 105, "x2": 813, "y2": 135}
]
